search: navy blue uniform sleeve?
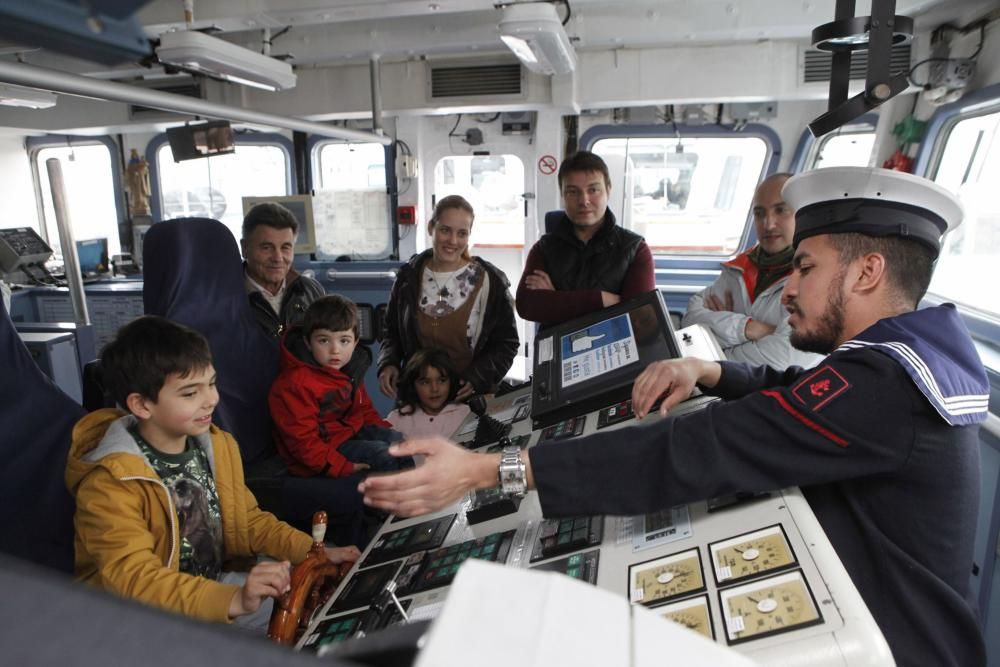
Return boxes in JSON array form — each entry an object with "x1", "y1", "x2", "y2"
[
  {"x1": 532, "y1": 350, "x2": 914, "y2": 517},
  {"x1": 705, "y1": 360, "x2": 807, "y2": 399}
]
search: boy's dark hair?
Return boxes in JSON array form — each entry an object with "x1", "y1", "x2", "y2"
[
  {"x1": 302, "y1": 295, "x2": 359, "y2": 338},
  {"x1": 242, "y1": 202, "x2": 298, "y2": 239},
  {"x1": 395, "y1": 348, "x2": 460, "y2": 416},
  {"x1": 827, "y1": 233, "x2": 935, "y2": 309},
  {"x1": 558, "y1": 151, "x2": 611, "y2": 190},
  {"x1": 101, "y1": 315, "x2": 213, "y2": 408}
]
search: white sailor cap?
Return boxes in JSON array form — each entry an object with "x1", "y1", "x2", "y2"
[{"x1": 782, "y1": 167, "x2": 964, "y2": 257}]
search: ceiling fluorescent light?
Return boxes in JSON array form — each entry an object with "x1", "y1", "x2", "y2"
[
  {"x1": 0, "y1": 83, "x2": 57, "y2": 109},
  {"x1": 156, "y1": 31, "x2": 296, "y2": 91},
  {"x1": 499, "y1": 3, "x2": 576, "y2": 75}
]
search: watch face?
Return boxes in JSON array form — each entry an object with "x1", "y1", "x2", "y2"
[
  {"x1": 709, "y1": 524, "x2": 797, "y2": 585},
  {"x1": 718, "y1": 570, "x2": 823, "y2": 644},
  {"x1": 628, "y1": 547, "x2": 705, "y2": 606}
]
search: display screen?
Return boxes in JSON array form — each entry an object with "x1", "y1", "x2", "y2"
[
  {"x1": 76, "y1": 238, "x2": 109, "y2": 276},
  {"x1": 531, "y1": 290, "x2": 680, "y2": 427},
  {"x1": 166, "y1": 121, "x2": 235, "y2": 162},
  {"x1": 559, "y1": 313, "x2": 639, "y2": 388}
]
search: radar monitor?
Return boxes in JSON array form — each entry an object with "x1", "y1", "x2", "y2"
[
  {"x1": 241, "y1": 194, "x2": 317, "y2": 254},
  {"x1": 531, "y1": 290, "x2": 681, "y2": 428}
]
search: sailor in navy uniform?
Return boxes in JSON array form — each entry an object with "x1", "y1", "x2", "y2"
[{"x1": 360, "y1": 167, "x2": 989, "y2": 667}]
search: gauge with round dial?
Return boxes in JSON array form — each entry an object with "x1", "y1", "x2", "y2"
[
  {"x1": 709, "y1": 524, "x2": 796, "y2": 585},
  {"x1": 629, "y1": 547, "x2": 705, "y2": 605},
  {"x1": 655, "y1": 595, "x2": 714, "y2": 640},
  {"x1": 719, "y1": 570, "x2": 823, "y2": 644}
]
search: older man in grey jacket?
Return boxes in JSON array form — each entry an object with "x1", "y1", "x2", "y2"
[{"x1": 682, "y1": 173, "x2": 820, "y2": 370}]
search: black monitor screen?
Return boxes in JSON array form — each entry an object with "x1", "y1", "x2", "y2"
[
  {"x1": 531, "y1": 290, "x2": 680, "y2": 428},
  {"x1": 166, "y1": 121, "x2": 235, "y2": 162},
  {"x1": 76, "y1": 238, "x2": 109, "y2": 276}
]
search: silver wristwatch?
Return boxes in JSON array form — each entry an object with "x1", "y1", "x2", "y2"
[{"x1": 498, "y1": 445, "x2": 527, "y2": 498}]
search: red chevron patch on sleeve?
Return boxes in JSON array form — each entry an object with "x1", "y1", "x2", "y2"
[
  {"x1": 791, "y1": 365, "x2": 850, "y2": 412},
  {"x1": 762, "y1": 390, "x2": 849, "y2": 447}
]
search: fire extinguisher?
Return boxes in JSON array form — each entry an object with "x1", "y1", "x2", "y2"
[{"x1": 882, "y1": 149, "x2": 913, "y2": 173}]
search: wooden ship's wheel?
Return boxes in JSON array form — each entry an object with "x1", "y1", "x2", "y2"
[{"x1": 268, "y1": 511, "x2": 355, "y2": 646}]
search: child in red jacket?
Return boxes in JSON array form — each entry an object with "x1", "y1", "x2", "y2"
[{"x1": 269, "y1": 295, "x2": 413, "y2": 478}]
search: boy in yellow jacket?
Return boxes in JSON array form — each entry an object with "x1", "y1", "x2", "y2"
[{"x1": 66, "y1": 315, "x2": 359, "y2": 630}]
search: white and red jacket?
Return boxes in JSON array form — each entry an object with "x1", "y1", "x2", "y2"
[{"x1": 682, "y1": 248, "x2": 821, "y2": 370}]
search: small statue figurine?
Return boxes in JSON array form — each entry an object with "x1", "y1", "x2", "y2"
[{"x1": 125, "y1": 148, "x2": 151, "y2": 217}]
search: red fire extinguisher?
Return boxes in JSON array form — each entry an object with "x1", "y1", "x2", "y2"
[{"x1": 882, "y1": 149, "x2": 913, "y2": 173}]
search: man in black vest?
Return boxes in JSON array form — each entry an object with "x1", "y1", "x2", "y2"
[
  {"x1": 515, "y1": 151, "x2": 655, "y2": 327},
  {"x1": 242, "y1": 203, "x2": 325, "y2": 340}
]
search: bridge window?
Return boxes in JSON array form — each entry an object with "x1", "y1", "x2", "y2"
[
  {"x1": 589, "y1": 135, "x2": 769, "y2": 256},
  {"x1": 155, "y1": 142, "x2": 289, "y2": 243},
  {"x1": 809, "y1": 130, "x2": 876, "y2": 169},
  {"x1": 312, "y1": 141, "x2": 391, "y2": 259},
  {"x1": 928, "y1": 108, "x2": 1000, "y2": 316},
  {"x1": 32, "y1": 141, "x2": 121, "y2": 262}
]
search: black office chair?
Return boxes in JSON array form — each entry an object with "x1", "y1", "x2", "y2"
[
  {"x1": 81, "y1": 358, "x2": 115, "y2": 412},
  {"x1": 544, "y1": 209, "x2": 563, "y2": 234},
  {"x1": 142, "y1": 217, "x2": 366, "y2": 546},
  {"x1": 0, "y1": 297, "x2": 85, "y2": 573}
]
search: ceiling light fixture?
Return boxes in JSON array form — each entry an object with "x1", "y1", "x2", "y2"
[
  {"x1": 0, "y1": 83, "x2": 57, "y2": 109},
  {"x1": 156, "y1": 30, "x2": 297, "y2": 91},
  {"x1": 499, "y1": 3, "x2": 576, "y2": 76}
]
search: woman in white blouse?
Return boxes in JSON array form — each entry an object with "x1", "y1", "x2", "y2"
[{"x1": 377, "y1": 195, "x2": 518, "y2": 401}]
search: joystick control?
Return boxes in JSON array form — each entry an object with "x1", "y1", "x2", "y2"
[{"x1": 468, "y1": 395, "x2": 511, "y2": 447}]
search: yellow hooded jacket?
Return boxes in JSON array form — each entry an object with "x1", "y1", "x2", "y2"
[{"x1": 65, "y1": 408, "x2": 313, "y2": 623}]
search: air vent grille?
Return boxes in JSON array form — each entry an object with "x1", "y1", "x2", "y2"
[
  {"x1": 430, "y1": 63, "x2": 522, "y2": 98},
  {"x1": 803, "y1": 43, "x2": 911, "y2": 83}
]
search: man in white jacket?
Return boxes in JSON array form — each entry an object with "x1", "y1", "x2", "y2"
[{"x1": 682, "y1": 173, "x2": 821, "y2": 370}]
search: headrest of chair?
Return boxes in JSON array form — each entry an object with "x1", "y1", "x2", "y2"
[
  {"x1": 143, "y1": 218, "x2": 245, "y2": 318},
  {"x1": 544, "y1": 210, "x2": 564, "y2": 234}
]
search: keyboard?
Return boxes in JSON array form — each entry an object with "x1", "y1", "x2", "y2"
[
  {"x1": 397, "y1": 530, "x2": 516, "y2": 595},
  {"x1": 530, "y1": 516, "x2": 604, "y2": 562}
]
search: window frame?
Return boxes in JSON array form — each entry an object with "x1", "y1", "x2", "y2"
[
  {"x1": 307, "y1": 136, "x2": 398, "y2": 260},
  {"x1": 146, "y1": 132, "x2": 295, "y2": 224},
  {"x1": 26, "y1": 134, "x2": 126, "y2": 253},
  {"x1": 580, "y1": 122, "x2": 780, "y2": 262},
  {"x1": 915, "y1": 81, "x2": 1000, "y2": 342},
  {"x1": 788, "y1": 113, "x2": 878, "y2": 173}
]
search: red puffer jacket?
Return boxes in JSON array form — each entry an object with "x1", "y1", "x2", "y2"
[{"x1": 269, "y1": 329, "x2": 391, "y2": 478}]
